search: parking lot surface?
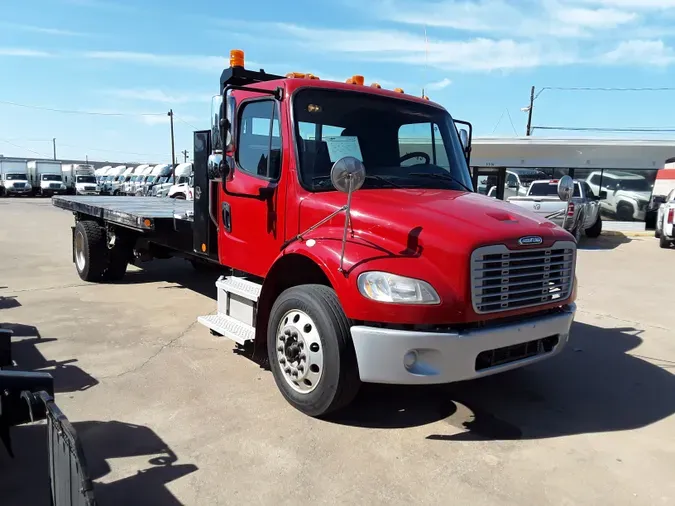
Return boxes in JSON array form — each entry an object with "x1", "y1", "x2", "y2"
[{"x1": 1, "y1": 198, "x2": 674, "y2": 506}]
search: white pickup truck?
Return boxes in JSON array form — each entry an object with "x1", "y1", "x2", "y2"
[
  {"x1": 656, "y1": 188, "x2": 675, "y2": 248},
  {"x1": 507, "y1": 179, "x2": 604, "y2": 241}
]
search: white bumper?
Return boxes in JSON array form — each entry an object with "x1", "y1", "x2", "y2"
[{"x1": 350, "y1": 304, "x2": 576, "y2": 385}]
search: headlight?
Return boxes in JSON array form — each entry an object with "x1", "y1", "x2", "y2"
[{"x1": 357, "y1": 271, "x2": 440, "y2": 304}]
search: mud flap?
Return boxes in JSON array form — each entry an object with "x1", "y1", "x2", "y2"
[{"x1": 71, "y1": 225, "x2": 76, "y2": 263}]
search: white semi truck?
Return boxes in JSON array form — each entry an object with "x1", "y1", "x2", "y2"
[
  {"x1": 62, "y1": 164, "x2": 99, "y2": 195},
  {"x1": 27, "y1": 160, "x2": 67, "y2": 197},
  {"x1": 0, "y1": 160, "x2": 32, "y2": 197}
]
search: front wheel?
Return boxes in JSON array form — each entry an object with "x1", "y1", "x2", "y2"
[{"x1": 267, "y1": 285, "x2": 361, "y2": 417}]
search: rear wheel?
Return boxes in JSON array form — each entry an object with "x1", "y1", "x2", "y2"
[
  {"x1": 585, "y1": 215, "x2": 602, "y2": 238},
  {"x1": 660, "y1": 234, "x2": 671, "y2": 249},
  {"x1": 655, "y1": 227, "x2": 661, "y2": 239},
  {"x1": 267, "y1": 285, "x2": 361, "y2": 417},
  {"x1": 617, "y1": 203, "x2": 634, "y2": 221},
  {"x1": 74, "y1": 221, "x2": 107, "y2": 281}
]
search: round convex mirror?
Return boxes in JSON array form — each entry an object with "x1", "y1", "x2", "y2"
[
  {"x1": 557, "y1": 175, "x2": 574, "y2": 201},
  {"x1": 330, "y1": 156, "x2": 366, "y2": 193}
]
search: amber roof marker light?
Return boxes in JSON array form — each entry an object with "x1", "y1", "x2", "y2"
[{"x1": 230, "y1": 49, "x2": 245, "y2": 68}]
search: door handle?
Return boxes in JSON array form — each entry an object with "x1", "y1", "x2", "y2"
[{"x1": 222, "y1": 202, "x2": 232, "y2": 233}]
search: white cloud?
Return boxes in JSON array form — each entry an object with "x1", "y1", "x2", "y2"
[
  {"x1": 0, "y1": 23, "x2": 87, "y2": 36},
  {"x1": 0, "y1": 48, "x2": 52, "y2": 57},
  {"x1": 83, "y1": 51, "x2": 233, "y2": 72},
  {"x1": 266, "y1": 23, "x2": 577, "y2": 71},
  {"x1": 427, "y1": 78, "x2": 452, "y2": 90},
  {"x1": 602, "y1": 39, "x2": 675, "y2": 65},
  {"x1": 554, "y1": 7, "x2": 637, "y2": 28},
  {"x1": 575, "y1": 0, "x2": 675, "y2": 8},
  {"x1": 372, "y1": 0, "x2": 639, "y2": 38},
  {"x1": 104, "y1": 89, "x2": 212, "y2": 104}
]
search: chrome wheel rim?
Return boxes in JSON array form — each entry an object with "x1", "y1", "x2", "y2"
[
  {"x1": 276, "y1": 310, "x2": 323, "y2": 394},
  {"x1": 74, "y1": 230, "x2": 86, "y2": 272}
]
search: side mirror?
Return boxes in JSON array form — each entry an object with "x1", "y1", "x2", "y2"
[
  {"x1": 599, "y1": 191, "x2": 608, "y2": 199},
  {"x1": 557, "y1": 175, "x2": 574, "y2": 201},
  {"x1": 330, "y1": 156, "x2": 366, "y2": 194},
  {"x1": 218, "y1": 92, "x2": 236, "y2": 153},
  {"x1": 459, "y1": 128, "x2": 469, "y2": 150}
]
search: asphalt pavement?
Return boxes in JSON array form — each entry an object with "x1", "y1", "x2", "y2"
[{"x1": 1, "y1": 197, "x2": 673, "y2": 506}]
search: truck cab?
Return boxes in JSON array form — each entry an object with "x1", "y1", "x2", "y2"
[
  {"x1": 0, "y1": 161, "x2": 31, "y2": 197},
  {"x1": 63, "y1": 164, "x2": 99, "y2": 195},
  {"x1": 53, "y1": 50, "x2": 578, "y2": 418},
  {"x1": 27, "y1": 160, "x2": 66, "y2": 197}
]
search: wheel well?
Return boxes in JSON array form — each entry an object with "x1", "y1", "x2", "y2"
[{"x1": 254, "y1": 254, "x2": 332, "y2": 353}]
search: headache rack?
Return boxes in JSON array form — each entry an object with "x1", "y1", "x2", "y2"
[{"x1": 471, "y1": 241, "x2": 576, "y2": 314}]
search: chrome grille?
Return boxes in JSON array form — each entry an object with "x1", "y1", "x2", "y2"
[
  {"x1": 49, "y1": 183, "x2": 61, "y2": 189},
  {"x1": 471, "y1": 241, "x2": 576, "y2": 314}
]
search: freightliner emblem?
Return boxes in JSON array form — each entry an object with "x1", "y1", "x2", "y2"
[{"x1": 518, "y1": 236, "x2": 543, "y2": 246}]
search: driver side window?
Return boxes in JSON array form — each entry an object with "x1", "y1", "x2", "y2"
[{"x1": 398, "y1": 123, "x2": 449, "y2": 168}]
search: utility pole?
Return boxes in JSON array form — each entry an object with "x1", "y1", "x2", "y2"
[
  {"x1": 525, "y1": 86, "x2": 535, "y2": 136},
  {"x1": 168, "y1": 109, "x2": 176, "y2": 182},
  {"x1": 52, "y1": 138, "x2": 56, "y2": 160},
  {"x1": 181, "y1": 149, "x2": 189, "y2": 162}
]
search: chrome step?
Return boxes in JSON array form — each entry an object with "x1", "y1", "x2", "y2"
[
  {"x1": 197, "y1": 314, "x2": 254, "y2": 345},
  {"x1": 216, "y1": 276, "x2": 262, "y2": 302}
]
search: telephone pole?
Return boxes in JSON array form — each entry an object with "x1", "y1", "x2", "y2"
[
  {"x1": 168, "y1": 109, "x2": 176, "y2": 181},
  {"x1": 52, "y1": 138, "x2": 56, "y2": 160},
  {"x1": 181, "y1": 149, "x2": 189, "y2": 162},
  {"x1": 525, "y1": 86, "x2": 535, "y2": 136}
]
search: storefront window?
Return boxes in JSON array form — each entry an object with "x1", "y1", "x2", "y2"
[{"x1": 573, "y1": 168, "x2": 656, "y2": 222}]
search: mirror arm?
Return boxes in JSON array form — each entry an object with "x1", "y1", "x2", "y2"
[{"x1": 280, "y1": 205, "x2": 348, "y2": 251}]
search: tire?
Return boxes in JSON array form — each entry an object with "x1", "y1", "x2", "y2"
[
  {"x1": 102, "y1": 236, "x2": 132, "y2": 282},
  {"x1": 267, "y1": 284, "x2": 361, "y2": 417},
  {"x1": 655, "y1": 228, "x2": 661, "y2": 239},
  {"x1": 617, "y1": 203, "x2": 634, "y2": 221},
  {"x1": 74, "y1": 221, "x2": 108, "y2": 281},
  {"x1": 585, "y1": 215, "x2": 602, "y2": 238},
  {"x1": 172, "y1": 193, "x2": 186, "y2": 200},
  {"x1": 660, "y1": 234, "x2": 671, "y2": 249}
]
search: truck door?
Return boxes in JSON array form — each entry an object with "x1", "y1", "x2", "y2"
[{"x1": 218, "y1": 98, "x2": 287, "y2": 277}]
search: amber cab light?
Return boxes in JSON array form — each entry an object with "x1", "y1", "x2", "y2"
[
  {"x1": 230, "y1": 49, "x2": 245, "y2": 68},
  {"x1": 346, "y1": 75, "x2": 365, "y2": 85},
  {"x1": 394, "y1": 87, "x2": 405, "y2": 93}
]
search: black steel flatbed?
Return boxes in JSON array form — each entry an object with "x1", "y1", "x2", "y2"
[{"x1": 52, "y1": 196, "x2": 193, "y2": 231}]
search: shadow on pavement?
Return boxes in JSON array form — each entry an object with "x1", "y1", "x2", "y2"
[
  {"x1": 329, "y1": 321, "x2": 675, "y2": 440},
  {"x1": 0, "y1": 296, "x2": 21, "y2": 310},
  {"x1": 0, "y1": 419, "x2": 197, "y2": 506},
  {"x1": 578, "y1": 233, "x2": 632, "y2": 250},
  {"x1": 115, "y1": 258, "x2": 222, "y2": 301},
  {"x1": 5, "y1": 333, "x2": 99, "y2": 393}
]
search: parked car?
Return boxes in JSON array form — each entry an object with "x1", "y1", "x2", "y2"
[
  {"x1": 507, "y1": 179, "x2": 604, "y2": 241},
  {"x1": 585, "y1": 170, "x2": 651, "y2": 221}
]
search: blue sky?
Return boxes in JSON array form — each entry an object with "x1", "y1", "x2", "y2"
[{"x1": 2, "y1": 0, "x2": 675, "y2": 163}]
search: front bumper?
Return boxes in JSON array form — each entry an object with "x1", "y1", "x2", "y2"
[
  {"x1": 5, "y1": 187, "x2": 32, "y2": 195},
  {"x1": 350, "y1": 303, "x2": 576, "y2": 385}
]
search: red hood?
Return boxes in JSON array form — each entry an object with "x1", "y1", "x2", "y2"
[
  {"x1": 299, "y1": 188, "x2": 570, "y2": 253},
  {"x1": 295, "y1": 189, "x2": 574, "y2": 324}
]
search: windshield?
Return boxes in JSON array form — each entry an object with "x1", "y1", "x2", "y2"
[
  {"x1": 516, "y1": 172, "x2": 548, "y2": 186},
  {"x1": 293, "y1": 89, "x2": 472, "y2": 192},
  {"x1": 158, "y1": 176, "x2": 169, "y2": 184},
  {"x1": 77, "y1": 176, "x2": 96, "y2": 183},
  {"x1": 146, "y1": 175, "x2": 156, "y2": 183},
  {"x1": 5, "y1": 173, "x2": 27, "y2": 180},
  {"x1": 618, "y1": 179, "x2": 650, "y2": 192},
  {"x1": 528, "y1": 181, "x2": 581, "y2": 197},
  {"x1": 42, "y1": 174, "x2": 62, "y2": 181}
]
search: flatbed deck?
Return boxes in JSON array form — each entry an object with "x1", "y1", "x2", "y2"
[{"x1": 52, "y1": 196, "x2": 193, "y2": 231}]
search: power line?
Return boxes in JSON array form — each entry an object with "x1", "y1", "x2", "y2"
[
  {"x1": 174, "y1": 115, "x2": 199, "y2": 131},
  {"x1": 532, "y1": 125, "x2": 675, "y2": 133},
  {"x1": 0, "y1": 99, "x2": 165, "y2": 117},
  {"x1": 0, "y1": 138, "x2": 48, "y2": 157},
  {"x1": 534, "y1": 86, "x2": 675, "y2": 101}
]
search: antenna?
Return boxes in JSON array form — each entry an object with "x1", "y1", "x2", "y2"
[{"x1": 423, "y1": 24, "x2": 429, "y2": 97}]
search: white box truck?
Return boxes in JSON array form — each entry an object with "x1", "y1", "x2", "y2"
[
  {"x1": 0, "y1": 160, "x2": 32, "y2": 197},
  {"x1": 27, "y1": 160, "x2": 67, "y2": 197},
  {"x1": 62, "y1": 164, "x2": 99, "y2": 195}
]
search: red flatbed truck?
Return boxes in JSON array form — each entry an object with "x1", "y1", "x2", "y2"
[{"x1": 52, "y1": 50, "x2": 578, "y2": 417}]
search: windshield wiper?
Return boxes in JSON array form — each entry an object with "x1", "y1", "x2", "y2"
[
  {"x1": 408, "y1": 172, "x2": 473, "y2": 192},
  {"x1": 365, "y1": 174, "x2": 404, "y2": 188}
]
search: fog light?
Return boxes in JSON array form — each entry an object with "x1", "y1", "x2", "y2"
[{"x1": 403, "y1": 350, "x2": 418, "y2": 370}]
